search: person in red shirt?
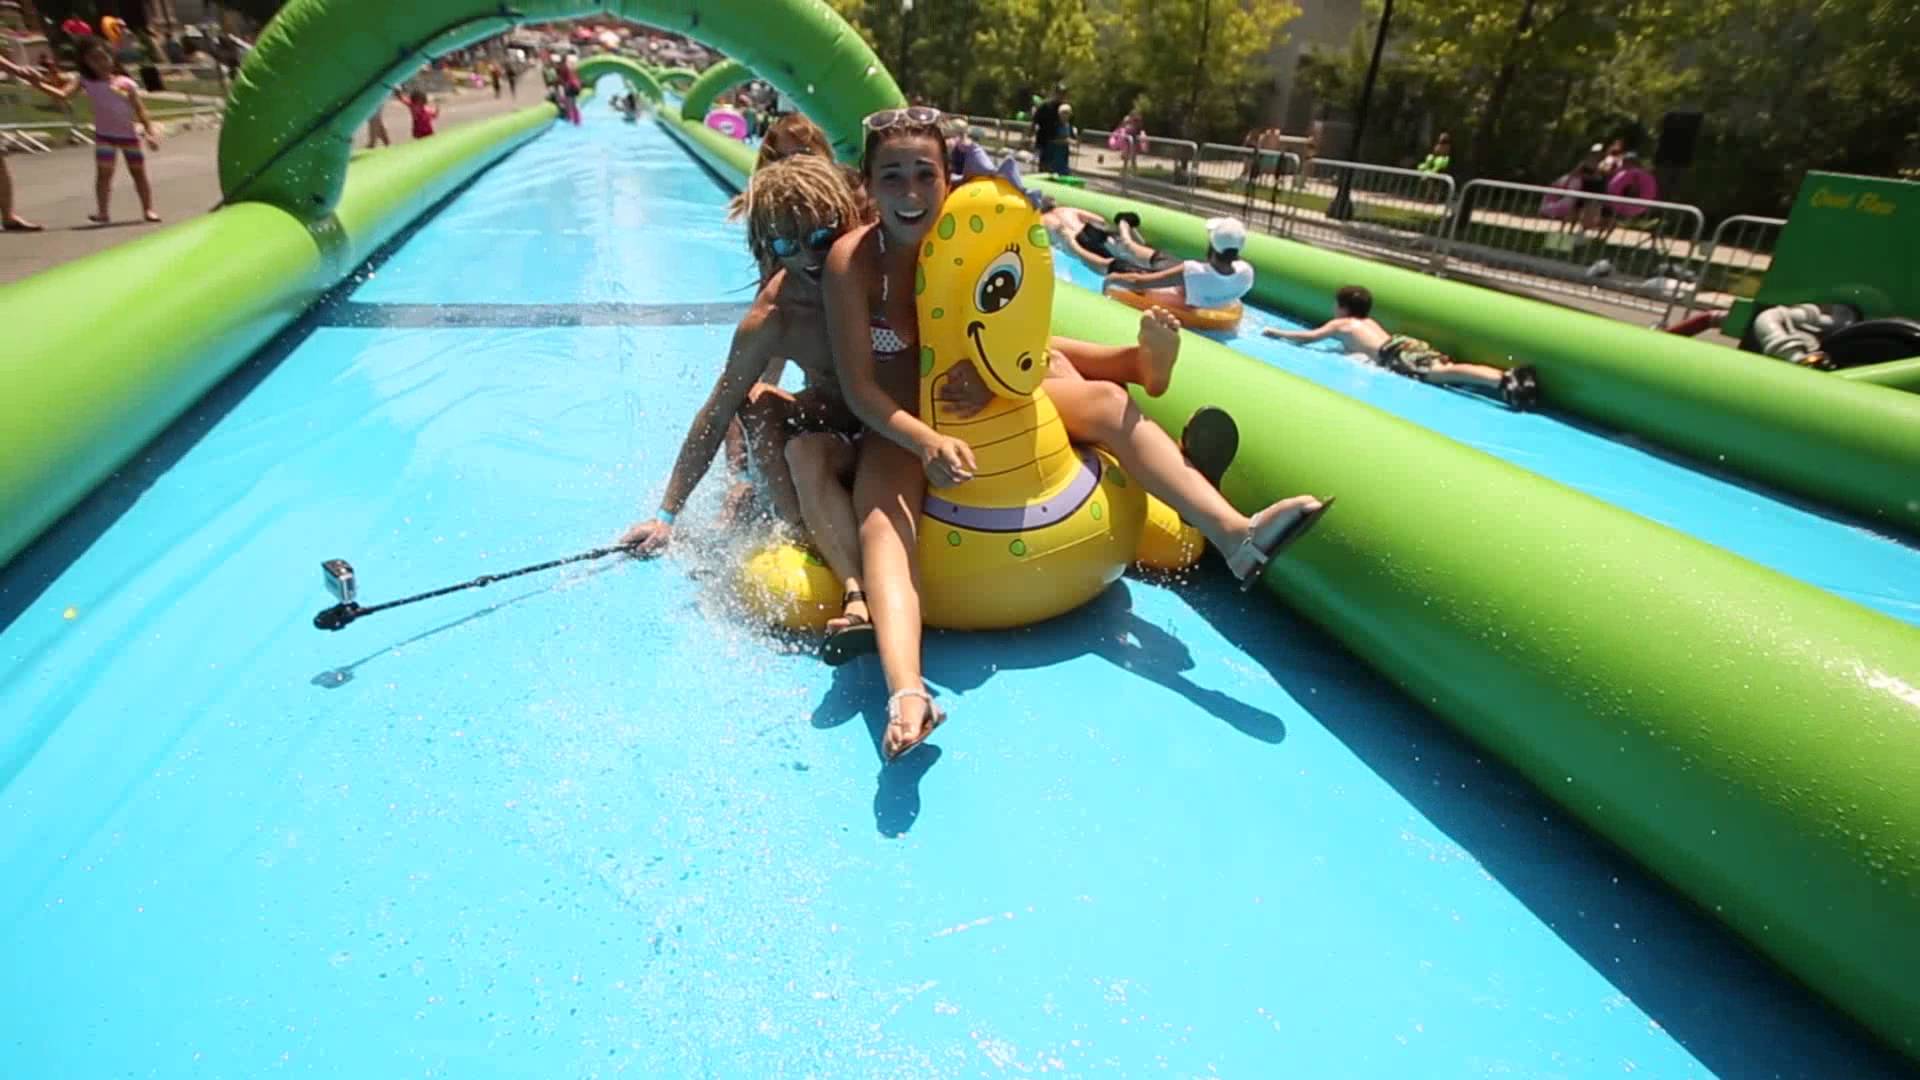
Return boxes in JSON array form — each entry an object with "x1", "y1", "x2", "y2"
[{"x1": 403, "y1": 89, "x2": 438, "y2": 138}]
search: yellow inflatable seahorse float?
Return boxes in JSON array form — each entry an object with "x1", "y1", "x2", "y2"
[{"x1": 737, "y1": 175, "x2": 1201, "y2": 633}]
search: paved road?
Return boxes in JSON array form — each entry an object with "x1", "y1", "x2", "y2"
[{"x1": 2, "y1": 87, "x2": 540, "y2": 286}]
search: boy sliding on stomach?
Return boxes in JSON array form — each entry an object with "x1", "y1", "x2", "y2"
[{"x1": 1265, "y1": 286, "x2": 1541, "y2": 410}]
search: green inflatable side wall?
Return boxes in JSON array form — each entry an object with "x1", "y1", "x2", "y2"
[
  {"x1": 576, "y1": 55, "x2": 663, "y2": 102},
  {"x1": 0, "y1": 103, "x2": 554, "y2": 567},
  {"x1": 681, "y1": 59, "x2": 751, "y2": 122},
  {"x1": 660, "y1": 110, "x2": 1920, "y2": 1058},
  {"x1": 1836, "y1": 356, "x2": 1920, "y2": 393},
  {"x1": 1030, "y1": 182, "x2": 1920, "y2": 537},
  {"x1": 217, "y1": 0, "x2": 900, "y2": 219}
]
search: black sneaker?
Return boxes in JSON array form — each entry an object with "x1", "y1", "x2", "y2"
[{"x1": 1500, "y1": 365, "x2": 1541, "y2": 411}]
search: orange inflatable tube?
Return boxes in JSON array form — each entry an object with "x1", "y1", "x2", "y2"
[{"x1": 1105, "y1": 284, "x2": 1244, "y2": 333}]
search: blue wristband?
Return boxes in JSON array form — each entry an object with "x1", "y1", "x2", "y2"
[{"x1": 656, "y1": 508, "x2": 677, "y2": 525}]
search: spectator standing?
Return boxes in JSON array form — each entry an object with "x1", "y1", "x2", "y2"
[{"x1": 1032, "y1": 83, "x2": 1072, "y2": 175}]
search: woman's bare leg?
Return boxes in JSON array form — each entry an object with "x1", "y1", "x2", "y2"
[
  {"x1": 853, "y1": 439, "x2": 936, "y2": 758},
  {"x1": 737, "y1": 386, "x2": 804, "y2": 528},
  {"x1": 1050, "y1": 307, "x2": 1181, "y2": 395},
  {"x1": 785, "y1": 433, "x2": 867, "y2": 630},
  {"x1": 1047, "y1": 377, "x2": 1321, "y2": 567}
]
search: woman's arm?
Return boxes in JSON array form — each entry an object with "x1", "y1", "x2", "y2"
[
  {"x1": 617, "y1": 298, "x2": 781, "y2": 553},
  {"x1": 1105, "y1": 265, "x2": 1185, "y2": 291}
]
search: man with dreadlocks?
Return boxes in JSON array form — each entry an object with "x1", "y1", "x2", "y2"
[{"x1": 617, "y1": 153, "x2": 882, "y2": 656}]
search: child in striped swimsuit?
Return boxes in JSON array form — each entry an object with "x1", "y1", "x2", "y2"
[{"x1": 49, "y1": 42, "x2": 160, "y2": 223}]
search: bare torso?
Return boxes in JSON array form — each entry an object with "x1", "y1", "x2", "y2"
[{"x1": 1330, "y1": 315, "x2": 1392, "y2": 358}]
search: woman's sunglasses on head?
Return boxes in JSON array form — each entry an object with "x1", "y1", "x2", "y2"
[{"x1": 863, "y1": 106, "x2": 944, "y2": 132}]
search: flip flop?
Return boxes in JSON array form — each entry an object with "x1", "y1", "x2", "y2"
[
  {"x1": 1229, "y1": 497, "x2": 1336, "y2": 592},
  {"x1": 820, "y1": 589, "x2": 877, "y2": 667},
  {"x1": 883, "y1": 688, "x2": 945, "y2": 762},
  {"x1": 1180, "y1": 406, "x2": 1240, "y2": 489}
]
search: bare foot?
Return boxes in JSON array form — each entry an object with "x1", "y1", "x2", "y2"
[
  {"x1": 882, "y1": 688, "x2": 944, "y2": 761},
  {"x1": 143, "y1": 210, "x2": 162, "y2": 223},
  {"x1": 2, "y1": 215, "x2": 43, "y2": 232},
  {"x1": 1137, "y1": 306, "x2": 1181, "y2": 396},
  {"x1": 88, "y1": 212, "x2": 109, "y2": 225}
]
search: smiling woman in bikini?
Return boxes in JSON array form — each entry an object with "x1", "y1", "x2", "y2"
[{"x1": 826, "y1": 109, "x2": 1331, "y2": 762}]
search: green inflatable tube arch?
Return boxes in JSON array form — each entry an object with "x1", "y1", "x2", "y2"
[
  {"x1": 0, "y1": 103, "x2": 554, "y2": 568},
  {"x1": 1030, "y1": 183, "x2": 1920, "y2": 537},
  {"x1": 681, "y1": 59, "x2": 751, "y2": 122},
  {"x1": 653, "y1": 67, "x2": 698, "y2": 92},
  {"x1": 657, "y1": 110, "x2": 1920, "y2": 1059},
  {"x1": 1835, "y1": 355, "x2": 1920, "y2": 393},
  {"x1": 575, "y1": 54, "x2": 662, "y2": 103},
  {"x1": 217, "y1": 0, "x2": 899, "y2": 219}
]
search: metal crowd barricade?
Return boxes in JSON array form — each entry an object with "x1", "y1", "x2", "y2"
[
  {"x1": 1106, "y1": 135, "x2": 1200, "y2": 208},
  {"x1": 1446, "y1": 178, "x2": 1707, "y2": 323},
  {"x1": 1184, "y1": 144, "x2": 1307, "y2": 221},
  {"x1": 0, "y1": 123, "x2": 55, "y2": 153},
  {"x1": 1271, "y1": 158, "x2": 1455, "y2": 270},
  {"x1": 965, "y1": 115, "x2": 1021, "y2": 159},
  {"x1": 1694, "y1": 214, "x2": 1786, "y2": 314}
]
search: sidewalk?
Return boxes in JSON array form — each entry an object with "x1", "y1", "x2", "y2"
[{"x1": 2, "y1": 85, "x2": 541, "y2": 286}]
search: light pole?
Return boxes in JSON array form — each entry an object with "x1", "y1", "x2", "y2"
[{"x1": 1328, "y1": 0, "x2": 1393, "y2": 221}]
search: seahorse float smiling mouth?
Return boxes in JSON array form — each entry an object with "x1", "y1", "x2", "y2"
[{"x1": 965, "y1": 320, "x2": 1035, "y2": 397}]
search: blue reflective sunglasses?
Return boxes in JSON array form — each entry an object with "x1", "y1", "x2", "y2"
[{"x1": 769, "y1": 222, "x2": 841, "y2": 259}]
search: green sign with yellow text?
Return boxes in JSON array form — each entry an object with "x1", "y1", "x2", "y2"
[{"x1": 1746, "y1": 171, "x2": 1918, "y2": 325}]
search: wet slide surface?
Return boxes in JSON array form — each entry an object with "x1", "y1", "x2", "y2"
[{"x1": 1, "y1": 100, "x2": 1908, "y2": 1077}]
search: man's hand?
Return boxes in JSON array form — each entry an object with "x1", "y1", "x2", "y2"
[
  {"x1": 617, "y1": 518, "x2": 673, "y2": 558},
  {"x1": 919, "y1": 433, "x2": 977, "y2": 488},
  {"x1": 934, "y1": 358, "x2": 995, "y2": 418}
]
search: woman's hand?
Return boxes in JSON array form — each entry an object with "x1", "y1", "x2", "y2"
[
  {"x1": 617, "y1": 518, "x2": 673, "y2": 557},
  {"x1": 933, "y1": 358, "x2": 994, "y2": 418},
  {"x1": 919, "y1": 433, "x2": 976, "y2": 488}
]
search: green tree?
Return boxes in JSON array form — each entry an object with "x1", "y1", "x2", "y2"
[{"x1": 1106, "y1": 0, "x2": 1299, "y2": 142}]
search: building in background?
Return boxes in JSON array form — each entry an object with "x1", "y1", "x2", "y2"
[{"x1": 1261, "y1": 0, "x2": 1366, "y2": 133}]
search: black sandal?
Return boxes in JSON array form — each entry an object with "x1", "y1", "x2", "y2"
[{"x1": 820, "y1": 590, "x2": 877, "y2": 667}]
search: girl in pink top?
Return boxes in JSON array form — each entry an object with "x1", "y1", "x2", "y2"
[
  {"x1": 50, "y1": 42, "x2": 160, "y2": 223},
  {"x1": 404, "y1": 89, "x2": 438, "y2": 138}
]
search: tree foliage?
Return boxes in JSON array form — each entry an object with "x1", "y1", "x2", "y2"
[
  {"x1": 829, "y1": 0, "x2": 1300, "y2": 143},
  {"x1": 1296, "y1": 0, "x2": 1917, "y2": 217}
]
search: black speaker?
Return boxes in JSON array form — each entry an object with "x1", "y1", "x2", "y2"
[{"x1": 1655, "y1": 111, "x2": 1703, "y2": 168}]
